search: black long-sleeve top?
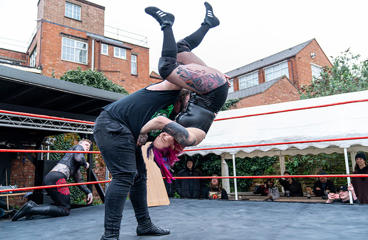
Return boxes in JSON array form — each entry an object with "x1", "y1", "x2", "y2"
[{"x1": 55, "y1": 144, "x2": 91, "y2": 195}]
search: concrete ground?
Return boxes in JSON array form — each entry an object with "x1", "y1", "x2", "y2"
[{"x1": 1, "y1": 199, "x2": 367, "y2": 240}]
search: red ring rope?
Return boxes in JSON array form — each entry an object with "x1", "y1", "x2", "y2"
[
  {"x1": 185, "y1": 136, "x2": 368, "y2": 152},
  {"x1": 0, "y1": 136, "x2": 368, "y2": 154},
  {"x1": 0, "y1": 109, "x2": 95, "y2": 125},
  {"x1": 0, "y1": 180, "x2": 110, "y2": 193},
  {"x1": 214, "y1": 99, "x2": 368, "y2": 121},
  {"x1": 0, "y1": 149, "x2": 101, "y2": 154},
  {"x1": 1, "y1": 174, "x2": 367, "y2": 193},
  {"x1": 1, "y1": 99, "x2": 367, "y2": 125}
]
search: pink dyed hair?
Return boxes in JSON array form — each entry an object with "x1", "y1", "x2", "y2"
[{"x1": 147, "y1": 141, "x2": 183, "y2": 183}]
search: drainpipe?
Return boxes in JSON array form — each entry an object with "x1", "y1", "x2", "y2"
[{"x1": 91, "y1": 39, "x2": 95, "y2": 70}]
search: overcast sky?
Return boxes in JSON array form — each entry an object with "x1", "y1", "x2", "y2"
[{"x1": 1, "y1": 0, "x2": 367, "y2": 73}]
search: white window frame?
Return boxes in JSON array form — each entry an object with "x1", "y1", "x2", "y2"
[
  {"x1": 238, "y1": 71, "x2": 259, "y2": 90},
  {"x1": 311, "y1": 63, "x2": 323, "y2": 81},
  {"x1": 228, "y1": 79, "x2": 234, "y2": 93},
  {"x1": 264, "y1": 61, "x2": 289, "y2": 82},
  {"x1": 101, "y1": 43, "x2": 108, "y2": 55},
  {"x1": 30, "y1": 48, "x2": 37, "y2": 67},
  {"x1": 114, "y1": 47, "x2": 126, "y2": 59},
  {"x1": 65, "y1": 2, "x2": 81, "y2": 21},
  {"x1": 61, "y1": 37, "x2": 88, "y2": 64},
  {"x1": 131, "y1": 54, "x2": 137, "y2": 75}
]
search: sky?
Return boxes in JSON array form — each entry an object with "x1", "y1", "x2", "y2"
[{"x1": 0, "y1": 0, "x2": 367, "y2": 73}]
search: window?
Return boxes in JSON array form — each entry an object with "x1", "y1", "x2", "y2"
[
  {"x1": 30, "y1": 48, "x2": 37, "y2": 67},
  {"x1": 228, "y1": 79, "x2": 234, "y2": 93},
  {"x1": 311, "y1": 64, "x2": 323, "y2": 81},
  {"x1": 61, "y1": 37, "x2": 88, "y2": 64},
  {"x1": 131, "y1": 54, "x2": 137, "y2": 75},
  {"x1": 101, "y1": 43, "x2": 108, "y2": 55},
  {"x1": 265, "y1": 61, "x2": 289, "y2": 82},
  {"x1": 65, "y1": 2, "x2": 81, "y2": 20},
  {"x1": 238, "y1": 71, "x2": 259, "y2": 89},
  {"x1": 114, "y1": 47, "x2": 126, "y2": 59}
]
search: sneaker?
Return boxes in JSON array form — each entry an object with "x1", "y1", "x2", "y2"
[
  {"x1": 203, "y1": 2, "x2": 220, "y2": 28},
  {"x1": 145, "y1": 7, "x2": 175, "y2": 30}
]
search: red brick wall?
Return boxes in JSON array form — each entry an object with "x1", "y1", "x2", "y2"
[
  {"x1": 0, "y1": 49, "x2": 27, "y2": 65},
  {"x1": 233, "y1": 77, "x2": 300, "y2": 109},
  {"x1": 37, "y1": 21, "x2": 158, "y2": 93},
  {"x1": 38, "y1": 0, "x2": 104, "y2": 35},
  {"x1": 96, "y1": 41, "x2": 161, "y2": 93},
  {"x1": 91, "y1": 154, "x2": 107, "y2": 202},
  {"x1": 26, "y1": 27, "x2": 42, "y2": 68},
  {"x1": 39, "y1": 21, "x2": 90, "y2": 78},
  {"x1": 294, "y1": 39, "x2": 332, "y2": 88},
  {"x1": 9, "y1": 155, "x2": 36, "y2": 207}
]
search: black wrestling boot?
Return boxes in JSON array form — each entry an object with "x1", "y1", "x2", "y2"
[
  {"x1": 28, "y1": 205, "x2": 70, "y2": 217},
  {"x1": 11, "y1": 200, "x2": 38, "y2": 221},
  {"x1": 203, "y1": 2, "x2": 220, "y2": 28},
  {"x1": 145, "y1": 7, "x2": 175, "y2": 30},
  {"x1": 136, "y1": 219, "x2": 170, "y2": 236}
]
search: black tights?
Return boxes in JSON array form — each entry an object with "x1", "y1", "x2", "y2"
[{"x1": 162, "y1": 23, "x2": 211, "y2": 58}]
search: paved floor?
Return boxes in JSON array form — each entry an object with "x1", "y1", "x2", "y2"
[{"x1": 1, "y1": 199, "x2": 367, "y2": 240}]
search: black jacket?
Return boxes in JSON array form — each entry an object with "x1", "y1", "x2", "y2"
[
  {"x1": 176, "y1": 167, "x2": 201, "y2": 199},
  {"x1": 352, "y1": 166, "x2": 368, "y2": 204},
  {"x1": 313, "y1": 179, "x2": 336, "y2": 196},
  {"x1": 279, "y1": 178, "x2": 303, "y2": 197}
]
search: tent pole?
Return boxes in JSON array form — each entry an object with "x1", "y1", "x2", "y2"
[
  {"x1": 279, "y1": 155, "x2": 286, "y2": 194},
  {"x1": 279, "y1": 155, "x2": 285, "y2": 175},
  {"x1": 344, "y1": 148, "x2": 353, "y2": 204},
  {"x1": 350, "y1": 151, "x2": 357, "y2": 172},
  {"x1": 232, "y1": 154, "x2": 238, "y2": 200},
  {"x1": 221, "y1": 156, "x2": 230, "y2": 194}
]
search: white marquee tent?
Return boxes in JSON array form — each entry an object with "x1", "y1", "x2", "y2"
[{"x1": 183, "y1": 90, "x2": 368, "y2": 201}]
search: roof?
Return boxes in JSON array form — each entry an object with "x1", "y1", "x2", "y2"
[
  {"x1": 226, "y1": 39, "x2": 314, "y2": 78},
  {"x1": 184, "y1": 90, "x2": 368, "y2": 158},
  {"x1": 0, "y1": 64, "x2": 126, "y2": 121},
  {"x1": 226, "y1": 77, "x2": 282, "y2": 100},
  {"x1": 87, "y1": 32, "x2": 132, "y2": 49}
]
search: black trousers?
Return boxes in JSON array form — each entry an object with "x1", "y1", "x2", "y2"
[
  {"x1": 44, "y1": 171, "x2": 71, "y2": 210},
  {"x1": 94, "y1": 111, "x2": 150, "y2": 238}
]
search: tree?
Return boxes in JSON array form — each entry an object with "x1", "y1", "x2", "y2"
[
  {"x1": 220, "y1": 98, "x2": 240, "y2": 111},
  {"x1": 300, "y1": 49, "x2": 368, "y2": 99},
  {"x1": 61, "y1": 67, "x2": 128, "y2": 95}
]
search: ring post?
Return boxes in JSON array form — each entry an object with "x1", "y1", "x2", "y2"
[
  {"x1": 232, "y1": 154, "x2": 238, "y2": 200},
  {"x1": 344, "y1": 148, "x2": 353, "y2": 204}
]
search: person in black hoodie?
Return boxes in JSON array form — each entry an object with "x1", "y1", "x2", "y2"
[
  {"x1": 313, "y1": 171, "x2": 336, "y2": 198},
  {"x1": 352, "y1": 152, "x2": 368, "y2": 204},
  {"x1": 176, "y1": 159, "x2": 201, "y2": 199},
  {"x1": 279, "y1": 171, "x2": 303, "y2": 197}
]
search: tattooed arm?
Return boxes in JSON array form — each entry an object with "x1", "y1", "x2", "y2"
[
  {"x1": 140, "y1": 116, "x2": 172, "y2": 135},
  {"x1": 162, "y1": 122, "x2": 197, "y2": 146},
  {"x1": 165, "y1": 64, "x2": 226, "y2": 94},
  {"x1": 139, "y1": 116, "x2": 203, "y2": 147}
]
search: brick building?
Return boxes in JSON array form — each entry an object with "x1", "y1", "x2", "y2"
[
  {"x1": 226, "y1": 39, "x2": 332, "y2": 108},
  {"x1": 0, "y1": 0, "x2": 160, "y2": 93}
]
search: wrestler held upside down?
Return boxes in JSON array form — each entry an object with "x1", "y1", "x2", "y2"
[{"x1": 140, "y1": 2, "x2": 229, "y2": 182}]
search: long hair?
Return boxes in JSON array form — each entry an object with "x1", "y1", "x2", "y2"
[{"x1": 147, "y1": 141, "x2": 183, "y2": 183}]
